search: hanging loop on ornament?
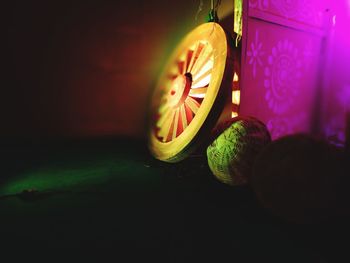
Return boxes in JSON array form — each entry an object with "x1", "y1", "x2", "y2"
[
  {"x1": 207, "y1": 0, "x2": 220, "y2": 22},
  {"x1": 207, "y1": 9, "x2": 219, "y2": 22}
]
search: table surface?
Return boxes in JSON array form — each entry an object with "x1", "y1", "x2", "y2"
[{"x1": 0, "y1": 138, "x2": 348, "y2": 261}]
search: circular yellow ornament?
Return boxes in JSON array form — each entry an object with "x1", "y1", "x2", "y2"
[{"x1": 148, "y1": 22, "x2": 234, "y2": 162}]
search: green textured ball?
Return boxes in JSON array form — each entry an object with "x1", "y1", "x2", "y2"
[{"x1": 206, "y1": 116, "x2": 271, "y2": 186}]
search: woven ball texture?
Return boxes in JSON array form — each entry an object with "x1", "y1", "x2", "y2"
[{"x1": 206, "y1": 116, "x2": 271, "y2": 186}]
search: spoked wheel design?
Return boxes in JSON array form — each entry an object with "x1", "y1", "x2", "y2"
[
  {"x1": 148, "y1": 22, "x2": 234, "y2": 162},
  {"x1": 157, "y1": 41, "x2": 213, "y2": 142}
]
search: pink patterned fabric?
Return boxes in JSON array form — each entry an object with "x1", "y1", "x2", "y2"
[{"x1": 240, "y1": 1, "x2": 340, "y2": 141}]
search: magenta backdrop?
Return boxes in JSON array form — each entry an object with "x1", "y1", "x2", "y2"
[
  {"x1": 239, "y1": 0, "x2": 350, "y2": 145},
  {"x1": 320, "y1": 1, "x2": 350, "y2": 146}
]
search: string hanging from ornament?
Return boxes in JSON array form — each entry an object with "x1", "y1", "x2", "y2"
[{"x1": 195, "y1": 0, "x2": 204, "y2": 21}]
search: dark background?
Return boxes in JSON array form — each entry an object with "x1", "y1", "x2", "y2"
[{"x1": 3, "y1": 0, "x2": 210, "y2": 140}]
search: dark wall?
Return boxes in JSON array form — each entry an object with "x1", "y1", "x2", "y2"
[{"x1": 3, "y1": 0, "x2": 208, "y2": 141}]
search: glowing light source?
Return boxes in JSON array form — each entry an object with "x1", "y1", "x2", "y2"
[
  {"x1": 231, "y1": 112, "x2": 239, "y2": 118},
  {"x1": 232, "y1": 90, "x2": 240, "y2": 105},
  {"x1": 233, "y1": 72, "x2": 239, "y2": 82},
  {"x1": 231, "y1": 71, "x2": 240, "y2": 119}
]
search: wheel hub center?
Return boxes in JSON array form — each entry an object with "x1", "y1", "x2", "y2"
[{"x1": 168, "y1": 74, "x2": 192, "y2": 108}]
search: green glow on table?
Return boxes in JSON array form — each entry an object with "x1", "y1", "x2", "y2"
[{"x1": 0, "y1": 156, "x2": 160, "y2": 196}]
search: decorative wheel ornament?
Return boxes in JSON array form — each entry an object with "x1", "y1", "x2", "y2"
[{"x1": 148, "y1": 22, "x2": 234, "y2": 162}]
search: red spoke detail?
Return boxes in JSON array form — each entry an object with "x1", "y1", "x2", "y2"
[
  {"x1": 188, "y1": 42, "x2": 205, "y2": 73},
  {"x1": 172, "y1": 108, "x2": 180, "y2": 140},
  {"x1": 185, "y1": 97, "x2": 200, "y2": 114},
  {"x1": 184, "y1": 103, "x2": 193, "y2": 124},
  {"x1": 159, "y1": 110, "x2": 175, "y2": 142},
  {"x1": 166, "y1": 113, "x2": 176, "y2": 142},
  {"x1": 180, "y1": 104, "x2": 188, "y2": 130},
  {"x1": 177, "y1": 108, "x2": 183, "y2": 137},
  {"x1": 177, "y1": 61, "x2": 184, "y2": 75},
  {"x1": 184, "y1": 49, "x2": 194, "y2": 74},
  {"x1": 191, "y1": 46, "x2": 212, "y2": 76}
]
